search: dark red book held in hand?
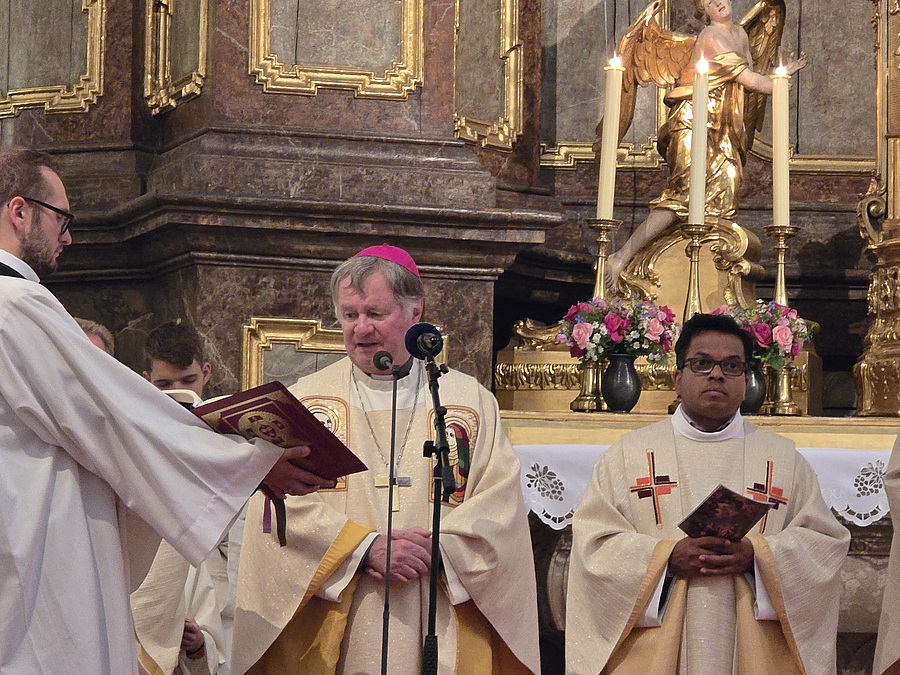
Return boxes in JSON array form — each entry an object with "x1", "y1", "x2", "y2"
[
  {"x1": 192, "y1": 380, "x2": 367, "y2": 481},
  {"x1": 678, "y1": 484, "x2": 773, "y2": 541}
]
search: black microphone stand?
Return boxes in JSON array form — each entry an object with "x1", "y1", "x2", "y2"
[
  {"x1": 420, "y1": 352, "x2": 455, "y2": 675},
  {"x1": 380, "y1": 358, "x2": 403, "y2": 675}
]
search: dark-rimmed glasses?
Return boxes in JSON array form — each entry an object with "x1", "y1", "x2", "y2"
[
  {"x1": 23, "y1": 197, "x2": 74, "y2": 235},
  {"x1": 682, "y1": 357, "x2": 746, "y2": 377}
]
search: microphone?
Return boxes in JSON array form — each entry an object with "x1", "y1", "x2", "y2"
[
  {"x1": 405, "y1": 322, "x2": 443, "y2": 360},
  {"x1": 373, "y1": 350, "x2": 393, "y2": 372}
]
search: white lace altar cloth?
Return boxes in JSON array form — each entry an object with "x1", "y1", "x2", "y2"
[{"x1": 516, "y1": 445, "x2": 892, "y2": 529}]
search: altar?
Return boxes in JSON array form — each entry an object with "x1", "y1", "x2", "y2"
[{"x1": 501, "y1": 411, "x2": 897, "y2": 671}]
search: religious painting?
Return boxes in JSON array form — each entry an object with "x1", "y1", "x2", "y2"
[{"x1": 428, "y1": 406, "x2": 480, "y2": 507}]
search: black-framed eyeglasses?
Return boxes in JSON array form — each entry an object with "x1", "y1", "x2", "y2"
[
  {"x1": 23, "y1": 197, "x2": 74, "y2": 235},
  {"x1": 682, "y1": 356, "x2": 746, "y2": 377}
]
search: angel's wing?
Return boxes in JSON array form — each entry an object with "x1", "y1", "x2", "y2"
[
  {"x1": 741, "y1": 0, "x2": 786, "y2": 150},
  {"x1": 594, "y1": 0, "x2": 695, "y2": 158}
]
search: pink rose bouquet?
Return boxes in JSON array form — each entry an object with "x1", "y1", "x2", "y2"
[
  {"x1": 712, "y1": 300, "x2": 811, "y2": 371},
  {"x1": 558, "y1": 296, "x2": 679, "y2": 364}
]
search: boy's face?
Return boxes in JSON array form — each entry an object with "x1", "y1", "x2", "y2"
[{"x1": 143, "y1": 359, "x2": 211, "y2": 397}]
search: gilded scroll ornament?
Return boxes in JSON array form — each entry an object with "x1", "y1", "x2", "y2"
[{"x1": 0, "y1": 0, "x2": 106, "y2": 118}]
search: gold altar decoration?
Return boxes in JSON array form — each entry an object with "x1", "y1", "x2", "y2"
[
  {"x1": 249, "y1": 0, "x2": 423, "y2": 99},
  {"x1": 0, "y1": 0, "x2": 105, "y2": 118},
  {"x1": 853, "y1": 0, "x2": 900, "y2": 415},
  {"x1": 144, "y1": 0, "x2": 208, "y2": 115},
  {"x1": 613, "y1": 219, "x2": 764, "y2": 313}
]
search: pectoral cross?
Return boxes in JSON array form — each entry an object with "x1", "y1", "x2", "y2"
[{"x1": 375, "y1": 475, "x2": 412, "y2": 511}]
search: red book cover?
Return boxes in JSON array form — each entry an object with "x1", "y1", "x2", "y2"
[
  {"x1": 192, "y1": 381, "x2": 367, "y2": 481},
  {"x1": 678, "y1": 484, "x2": 772, "y2": 541}
]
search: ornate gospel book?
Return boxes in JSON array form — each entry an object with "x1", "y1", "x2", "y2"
[
  {"x1": 192, "y1": 380, "x2": 367, "y2": 481},
  {"x1": 678, "y1": 484, "x2": 773, "y2": 541}
]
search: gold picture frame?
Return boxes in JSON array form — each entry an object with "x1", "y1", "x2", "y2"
[
  {"x1": 242, "y1": 316, "x2": 449, "y2": 390},
  {"x1": 453, "y1": 0, "x2": 523, "y2": 150},
  {"x1": 248, "y1": 0, "x2": 423, "y2": 99},
  {"x1": 0, "y1": 0, "x2": 106, "y2": 118},
  {"x1": 144, "y1": 0, "x2": 208, "y2": 115},
  {"x1": 242, "y1": 318, "x2": 346, "y2": 390}
]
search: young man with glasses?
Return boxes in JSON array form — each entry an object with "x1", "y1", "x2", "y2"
[
  {"x1": 0, "y1": 146, "x2": 335, "y2": 673},
  {"x1": 566, "y1": 313, "x2": 849, "y2": 674}
]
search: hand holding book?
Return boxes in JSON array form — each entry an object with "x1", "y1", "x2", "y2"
[
  {"x1": 678, "y1": 484, "x2": 772, "y2": 541},
  {"x1": 192, "y1": 381, "x2": 368, "y2": 545}
]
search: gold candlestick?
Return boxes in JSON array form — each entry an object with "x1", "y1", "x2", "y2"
[
  {"x1": 679, "y1": 222, "x2": 712, "y2": 321},
  {"x1": 764, "y1": 224, "x2": 800, "y2": 306},
  {"x1": 587, "y1": 217, "x2": 622, "y2": 300}
]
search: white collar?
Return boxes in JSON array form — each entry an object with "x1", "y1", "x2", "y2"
[
  {"x1": 672, "y1": 403, "x2": 744, "y2": 441},
  {"x1": 0, "y1": 249, "x2": 39, "y2": 282}
]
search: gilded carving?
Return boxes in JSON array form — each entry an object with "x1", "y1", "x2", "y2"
[
  {"x1": 144, "y1": 0, "x2": 208, "y2": 115},
  {"x1": 249, "y1": 0, "x2": 423, "y2": 99},
  {"x1": 454, "y1": 0, "x2": 523, "y2": 149},
  {"x1": 616, "y1": 220, "x2": 763, "y2": 310},
  {"x1": 0, "y1": 0, "x2": 106, "y2": 118}
]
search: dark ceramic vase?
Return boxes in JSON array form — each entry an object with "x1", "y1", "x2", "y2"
[
  {"x1": 741, "y1": 360, "x2": 767, "y2": 415},
  {"x1": 601, "y1": 353, "x2": 641, "y2": 412}
]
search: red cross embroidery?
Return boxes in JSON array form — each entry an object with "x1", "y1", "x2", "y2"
[
  {"x1": 746, "y1": 460, "x2": 789, "y2": 532},
  {"x1": 629, "y1": 451, "x2": 678, "y2": 526}
]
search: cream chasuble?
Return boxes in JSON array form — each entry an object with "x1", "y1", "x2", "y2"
[
  {"x1": 567, "y1": 415, "x2": 849, "y2": 675},
  {"x1": 874, "y1": 434, "x2": 900, "y2": 675},
  {"x1": 232, "y1": 358, "x2": 539, "y2": 674}
]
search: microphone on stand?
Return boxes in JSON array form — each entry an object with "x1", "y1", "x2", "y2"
[
  {"x1": 405, "y1": 323, "x2": 443, "y2": 360},
  {"x1": 374, "y1": 350, "x2": 394, "y2": 372},
  {"x1": 373, "y1": 349, "x2": 400, "y2": 675}
]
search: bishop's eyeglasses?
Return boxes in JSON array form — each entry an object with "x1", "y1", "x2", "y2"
[
  {"x1": 682, "y1": 357, "x2": 747, "y2": 377},
  {"x1": 23, "y1": 197, "x2": 74, "y2": 235}
]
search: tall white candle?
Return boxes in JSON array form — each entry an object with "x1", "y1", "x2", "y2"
[
  {"x1": 688, "y1": 57, "x2": 709, "y2": 225},
  {"x1": 772, "y1": 65, "x2": 790, "y2": 226},
  {"x1": 597, "y1": 56, "x2": 625, "y2": 220}
]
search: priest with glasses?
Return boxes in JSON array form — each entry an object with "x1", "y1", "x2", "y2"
[{"x1": 567, "y1": 313, "x2": 849, "y2": 674}]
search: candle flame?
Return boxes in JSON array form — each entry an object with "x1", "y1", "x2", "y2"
[
  {"x1": 775, "y1": 65, "x2": 788, "y2": 78},
  {"x1": 696, "y1": 57, "x2": 709, "y2": 75},
  {"x1": 610, "y1": 55, "x2": 622, "y2": 69}
]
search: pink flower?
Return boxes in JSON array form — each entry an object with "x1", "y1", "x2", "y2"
[
  {"x1": 660, "y1": 305, "x2": 676, "y2": 322},
  {"x1": 604, "y1": 313, "x2": 628, "y2": 343},
  {"x1": 790, "y1": 339, "x2": 802, "y2": 359},
  {"x1": 772, "y1": 324, "x2": 794, "y2": 350},
  {"x1": 644, "y1": 317, "x2": 665, "y2": 342},
  {"x1": 751, "y1": 323, "x2": 772, "y2": 347},
  {"x1": 711, "y1": 305, "x2": 728, "y2": 316},
  {"x1": 571, "y1": 322, "x2": 593, "y2": 350}
]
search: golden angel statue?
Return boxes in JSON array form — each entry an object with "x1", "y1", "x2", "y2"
[{"x1": 602, "y1": 0, "x2": 807, "y2": 287}]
